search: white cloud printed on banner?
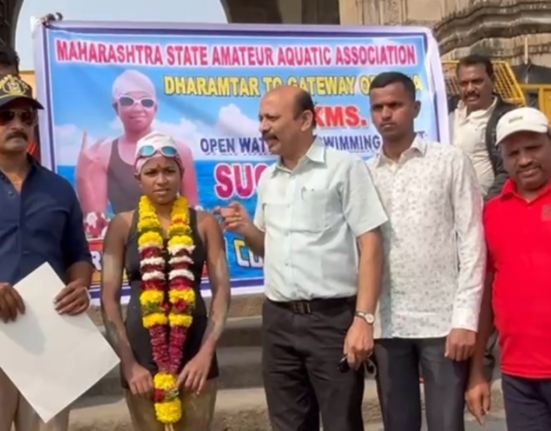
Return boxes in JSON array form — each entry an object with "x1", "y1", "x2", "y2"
[
  {"x1": 53, "y1": 104, "x2": 265, "y2": 165},
  {"x1": 54, "y1": 124, "x2": 101, "y2": 166},
  {"x1": 53, "y1": 102, "x2": 382, "y2": 165},
  {"x1": 109, "y1": 103, "x2": 264, "y2": 160}
]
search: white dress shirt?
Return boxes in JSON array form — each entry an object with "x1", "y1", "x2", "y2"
[
  {"x1": 254, "y1": 137, "x2": 388, "y2": 302},
  {"x1": 367, "y1": 137, "x2": 486, "y2": 338},
  {"x1": 450, "y1": 99, "x2": 497, "y2": 195}
]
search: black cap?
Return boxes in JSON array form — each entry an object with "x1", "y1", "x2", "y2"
[{"x1": 0, "y1": 74, "x2": 44, "y2": 110}]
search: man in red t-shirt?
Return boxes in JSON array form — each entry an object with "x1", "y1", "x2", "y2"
[{"x1": 465, "y1": 106, "x2": 551, "y2": 430}]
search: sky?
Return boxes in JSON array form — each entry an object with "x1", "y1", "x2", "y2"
[{"x1": 15, "y1": 0, "x2": 228, "y2": 70}]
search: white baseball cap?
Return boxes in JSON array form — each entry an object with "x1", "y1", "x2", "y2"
[{"x1": 496, "y1": 107, "x2": 549, "y2": 146}]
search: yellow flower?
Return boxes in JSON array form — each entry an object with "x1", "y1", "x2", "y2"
[
  {"x1": 171, "y1": 197, "x2": 190, "y2": 219},
  {"x1": 138, "y1": 231, "x2": 163, "y2": 247},
  {"x1": 155, "y1": 398, "x2": 182, "y2": 423},
  {"x1": 143, "y1": 313, "x2": 169, "y2": 327},
  {"x1": 140, "y1": 290, "x2": 164, "y2": 305},
  {"x1": 167, "y1": 235, "x2": 193, "y2": 248},
  {"x1": 154, "y1": 372, "x2": 177, "y2": 390},
  {"x1": 169, "y1": 313, "x2": 193, "y2": 327},
  {"x1": 138, "y1": 218, "x2": 161, "y2": 231},
  {"x1": 153, "y1": 372, "x2": 182, "y2": 423},
  {"x1": 137, "y1": 194, "x2": 194, "y2": 427},
  {"x1": 169, "y1": 289, "x2": 196, "y2": 304},
  {"x1": 140, "y1": 196, "x2": 157, "y2": 211},
  {"x1": 172, "y1": 196, "x2": 189, "y2": 210},
  {"x1": 167, "y1": 222, "x2": 188, "y2": 236}
]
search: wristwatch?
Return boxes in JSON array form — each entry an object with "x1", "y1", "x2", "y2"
[{"x1": 355, "y1": 310, "x2": 375, "y2": 325}]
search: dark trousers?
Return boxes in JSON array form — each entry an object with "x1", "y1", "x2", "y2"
[
  {"x1": 502, "y1": 373, "x2": 551, "y2": 431},
  {"x1": 373, "y1": 338, "x2": 469, "y2": 431},
  {"x1": 262, "y1": 298, "x2": 365, "y2": 431}
]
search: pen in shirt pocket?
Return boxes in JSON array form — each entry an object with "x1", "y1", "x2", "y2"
[{"x1": 301, "y1": 186, "x2": 316, "y2": 200}]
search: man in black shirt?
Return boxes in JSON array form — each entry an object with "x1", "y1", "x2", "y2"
[{"x1": 0, "y1": 74, "x2": 93, "y2": 431}]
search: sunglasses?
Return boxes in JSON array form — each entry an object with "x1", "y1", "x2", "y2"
[
  {"x1": 118, "y1": 96, "x2": 155, "y2": 108},
  {"x1": 0, "y1": 110, "x2": 37, "y2": 126},
  {"x1": 338, "y1": 355, "x2": 377, "y2": 377},
  {"x1": 137, "y1": 145, "x2": 179, "y2": 158}
]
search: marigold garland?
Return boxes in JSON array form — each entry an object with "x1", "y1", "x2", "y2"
[{"x1": 137, "y1": 195, "x2": 196, "y2": 428}]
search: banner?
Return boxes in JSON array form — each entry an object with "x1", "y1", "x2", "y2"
[{"x1": 33, "y1": 21, "x2": 448, "y2": 303}]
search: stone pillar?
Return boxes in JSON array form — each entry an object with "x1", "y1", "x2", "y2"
[
  {"x1": 278, "y1": 0, "x2": 303, "y2": 24},
  {"x1": 302, "y1": 0, "x2": 340, "y2": 24}
]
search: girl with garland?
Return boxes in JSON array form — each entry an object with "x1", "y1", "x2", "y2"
[{"x1": 100, "y1": 131, "x2": 231, "y2": 431}]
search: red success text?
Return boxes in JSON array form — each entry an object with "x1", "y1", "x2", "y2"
[{"x1": 214, "y1": 163, "x2": 269, "y2": 200}]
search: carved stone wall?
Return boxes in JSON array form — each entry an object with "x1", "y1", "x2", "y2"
[
  {"x1": 434, "y1": 0, "x2": 551, "y2": 64},
  {"x1": 339, "y1": 0, "x2": 551, "y2": 65}
]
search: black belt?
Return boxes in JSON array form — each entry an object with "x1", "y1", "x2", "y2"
[{"x1": 269, "y1": 296, "x2": 355, "y2": 314}]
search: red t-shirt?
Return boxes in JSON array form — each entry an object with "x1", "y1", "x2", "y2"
[{"x1": 485, "y1": 179, "x2": 551, "y2": 378}]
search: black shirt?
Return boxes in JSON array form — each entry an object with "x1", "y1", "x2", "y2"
[{"x1": 0, "y1": 156, "x2": 91, "y2": 284}]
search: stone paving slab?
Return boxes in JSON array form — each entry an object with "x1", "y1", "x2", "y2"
[
  {"x1": 70, "y1": 380, "x2": 504, "y2": 431},
  {"x1": 366, "y1": 409, "x2": 507, "y2": 430}
]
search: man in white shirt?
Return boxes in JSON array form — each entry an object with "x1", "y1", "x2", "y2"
[
  {"x1": 449, "y1": 54, "x2": 515, "y2": 201},
  {"x1": 449, "y1": 54, "x2": 516, "y2": 384},
  {"x1": 366, "y1": 72, "x2": 486, "y2": 431},
  {"x1": 216, "y1": 85, "x2": 388, "y2": 431}
]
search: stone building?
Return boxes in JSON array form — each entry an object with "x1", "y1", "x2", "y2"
[
  {"x1": 339, "y1": 0, "x2": 442, "y2": 27},
  {"x1": 2, "y1": 0, "x2": 551, "y2": 64},
  {"x1": 339, "y1": 0, "x2": 551, "y2": 65}
]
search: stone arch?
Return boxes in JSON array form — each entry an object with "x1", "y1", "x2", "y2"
[
  {"x1": 1, "y1": 0, "x2": 25, "y2": 46},
  {"x1": 2, "y1": 0, "x2": 339, "y2": 48},
  {"x1": 220, "y1": 0, "x2": 283, "y2": 23},
  {"x1": 221, "y1": 0, "x2": 340, "y2": 24},
  {"x1": 216, "y1": 0, "x2": 341, "y2": 24}
]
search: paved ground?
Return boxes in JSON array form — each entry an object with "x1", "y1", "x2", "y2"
[
  {"x1": 72, "y1": 380, "x2": 506, "y2": 431},
  {"x1": 365, "y1": 409, "x2": 507, "y2": 430}
]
